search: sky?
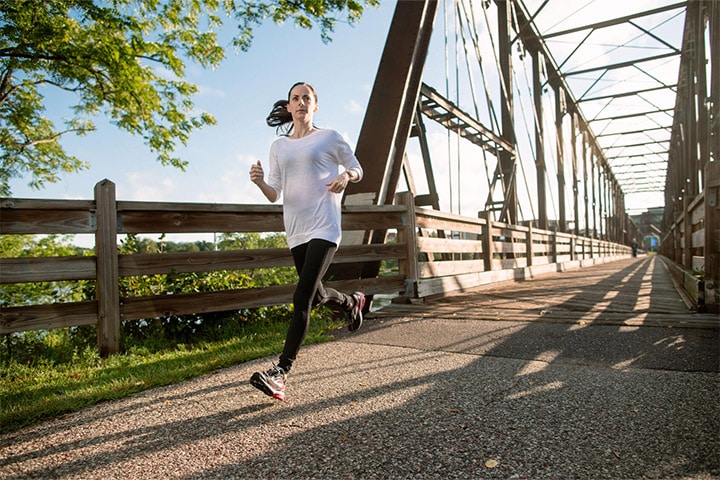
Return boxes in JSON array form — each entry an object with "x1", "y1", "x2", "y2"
[
  {"x1": 9, "y1": 2, "x2": 397, "y2": 205},
  {"x1": 8, "y1": 0, "x2": 683, "y2": 245}
]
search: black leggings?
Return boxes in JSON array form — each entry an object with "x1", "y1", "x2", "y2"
[{"x1": 279, "y1": 239, "x2": 352, "y2": 371}]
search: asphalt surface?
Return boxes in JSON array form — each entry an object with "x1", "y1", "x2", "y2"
[{"x1": 1, "y1": 258, "x2": 719, "y2": 479}]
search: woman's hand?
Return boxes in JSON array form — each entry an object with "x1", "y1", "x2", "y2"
[
  {"x1": 250, "y1": 160, "x2": 278, "y2": 202},
  {"x1": 326, "y1": 171, "x2": 351, "y2": 194},
  {"x1": 249, "y1": 160, "x2": 265, "y2": 185}
]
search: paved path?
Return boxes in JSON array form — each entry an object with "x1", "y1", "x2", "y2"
[{"x1": 1, "y1": 257, "x2": 718, "y2": 479}]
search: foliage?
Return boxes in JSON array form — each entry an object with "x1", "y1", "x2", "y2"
[
  {"x1": 0, "y1": 234, "x2": 92, "y2": 306},
  {"x1": 0, "y1": 0, "x2": 378, "y2": 196},
  {"x1": 114, "y1": 233, "x2": 298, "y2": 344}
]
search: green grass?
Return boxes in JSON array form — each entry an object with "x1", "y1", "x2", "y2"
[{"x1": 0, "y1": 315, "x2": 344, "y2": 434}]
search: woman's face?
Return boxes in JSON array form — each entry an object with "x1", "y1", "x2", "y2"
[{"x1": 286, "y1": 84, "x2": 318, "y2": 122}]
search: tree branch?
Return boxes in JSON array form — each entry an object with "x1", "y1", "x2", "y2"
[
  {"x1": 0, "y1": 67, "x2": 13, "y2": 103},
  {"x1": 3, "y1": 127, "x2": 93, "y2": 151}
]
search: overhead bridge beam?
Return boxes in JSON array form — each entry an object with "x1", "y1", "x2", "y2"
[
  {"x1": 592, "y1": 108, "x2": 674, "y2": 122},
  {"x1": 604, "y1": 140, "x2": 670, "y2": 150},
  {"x1": 418, "y1": 83, "x2": 514, "y2": 155},
  {"x1": 579, "y1": 85, "x2": 678, "y2": 103},
  {"x1": 564, "y1": 52, "x2": 681, "y2": 78},
  {"x1": 541, "y1": 2, "x2": 687, "y2": 39},
  {"x1": 596, "y1": 126, "x2": 672, "y2": 137}
]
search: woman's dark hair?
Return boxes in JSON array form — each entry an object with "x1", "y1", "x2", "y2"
[{"x1": 266, "y1": 82, "x2": 318, "y2": 136}]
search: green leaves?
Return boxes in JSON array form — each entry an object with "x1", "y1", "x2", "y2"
[
  {"x1": 0, "y1": 0, "x2": 378, "y2": 195},
  {"x1": 231, "y1": 0, "x2": 377, "y2": 51}
]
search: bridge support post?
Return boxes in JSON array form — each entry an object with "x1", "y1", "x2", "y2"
[
  {"x1": 705, "y1": 0, "x2": 719, "y2": 312},
  {"x1": 532, "y1": 51, "x2": 548, "y2": 230},
  {"x1": 497, "y1": 0, "x2": 517, "y2": 224},
  {"x1": 682, "y1": 194, "x2": 692, "y2": 270},
  {"x1": 396, "y1": 192, "x2": 420, "y2": 300},
  {"x1": 526, "y1": 224, "x2": 534, "y2": 267},
  {"x1": 704, "y1": 161, "x2": 719, "y2": 312},
  {"x1": 482, "y1": 210, "x2": 495, "y2": 272}
]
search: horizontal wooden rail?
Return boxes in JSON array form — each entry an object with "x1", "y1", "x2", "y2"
[{"x1": 1, "y1": 180, "x2": 646, "y2": 354}]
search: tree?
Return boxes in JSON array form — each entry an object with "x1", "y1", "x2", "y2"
[{"x1": 0, "y1": 0, "x2": 378, "y2": 196}]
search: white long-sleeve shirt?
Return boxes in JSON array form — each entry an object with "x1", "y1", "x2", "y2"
[{"x1": 266, "y1": 129, "x2": 363, "y2": 249}]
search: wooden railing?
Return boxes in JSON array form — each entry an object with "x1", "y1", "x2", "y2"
[
  {"x1": 395, "y1": 193, "x2": 631, "y2": 298},
  {"x1": 1, "y1": 180, "x2": 634, "y2": 355},
  {"x1": 660, "y1": 164, "x2": 720, "y2": 313}
]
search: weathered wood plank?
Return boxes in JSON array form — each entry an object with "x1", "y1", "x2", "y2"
[
  {"x1": 117, "y1": 243, "x2": 408, "y2": 276},
  {"x1": 418, "y1": 259, "x2": 486, "y2": 278},
  {"x1": 0, "y1": 209, "x2": 94, "y2": 234},
  {"x1": 417, "y1": 236, "x2": 483, "y2": 253},
  {"x1": 118, "y1": 211, "x2": 286, "y2": 234},
  {"x1": 116, "y1": 209, "x2": 405, "y2": 234},
  {"x1": 0, "y1": 301, "x2": 98, "y2": 334},
  {"x1": 0, "y1": 256, "x2": 96, "y2": 283},
  {"x1": 1, "y1": 198, "x2": 94, "y2": 210},
  {"x1": 120, "y1": 276, "x2": 406, "y2": 321}
]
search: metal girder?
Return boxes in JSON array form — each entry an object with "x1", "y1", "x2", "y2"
[
  {"x1": 332, "y1": 0, "x2": 438, "y2": 285},
  {"x1": 578, "y1": 85, "x2": 678, "y2": 104},
  {"x1": 591, "y1": 109, "x2": 675, "y2": 123},
  {"x1": 612, "y1": 162, "x2": 669, "y2": 170},
  {"x1": 345, "y1": 0, "x2": 438, "y2": 208},
  {"x1": 418, "y1": 83, "x2": 514, "y2": 155},
  {"x1": 409, "y1": 105, "x2": 440, "y2": 210},
  {"x1": 607, "y1": 156, "x2": 668, "y2": 164},
  {"x1": 541, "y1": 2, "x2": 687, "y2": 39},
  {"x1": 604, "y1": 140, "x2": 670, "y2": 150},
  {"x1": 564, "y1": 52, "x2": 681, "y2": 78},
  {"x1": 497, "y1": 0, "x2": 518, "y2": 225},
  {"x1": 614, "y1": 170, "x2": 668, "y2": 178},
  {"x1": 596, "y1": 126, "x2": 671, "y2": 137}
]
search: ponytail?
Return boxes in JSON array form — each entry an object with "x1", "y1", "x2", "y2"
[{"x1": 266, "y1": 100, "x2": 293, "y2": 135}]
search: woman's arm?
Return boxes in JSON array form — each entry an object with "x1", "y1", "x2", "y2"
[{"x1": 249, "y1": 160, "x2": 279, "y2": 202}]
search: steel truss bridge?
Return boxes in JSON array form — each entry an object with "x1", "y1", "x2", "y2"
[{"x1": 338, "y1": 0, "x2": 718, "y2": 309}]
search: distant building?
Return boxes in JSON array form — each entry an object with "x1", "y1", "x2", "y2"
[{"x1": 631, "y1": 207, "x2": 663, "y2": 252}]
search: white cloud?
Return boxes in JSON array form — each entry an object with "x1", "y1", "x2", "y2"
[
  {"x1": 197, "y1": 84, "x2": 227, "y2": 98},
  {"x1": 345, "y1": 99, "x2": 364, "y2": 115}
]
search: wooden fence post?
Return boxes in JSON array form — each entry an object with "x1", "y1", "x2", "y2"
[
  {"x1": 94, "y1": 180, "x2": 120, "y2": 357},
  {"x1": 526, "y1": 223, "x2": 534, "y2": 267},
  {"x1": 395, "y1": 192, "x2": 419, "y2": 298},
  {"x1": 482, "y1": 211, "x2": 494, "y2": 272}
]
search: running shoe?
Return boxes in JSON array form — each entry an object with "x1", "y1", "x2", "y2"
[
  {"x1": 346, "y1": 291, "x2": 366, "y2": 331},
  {"x1": 250, "y1": 364, "x2": 286, "y2": 401}
]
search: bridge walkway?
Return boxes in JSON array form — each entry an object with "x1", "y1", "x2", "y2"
[{"x1": 2, "y1": 256, "x2": 718, "y2": 479}]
